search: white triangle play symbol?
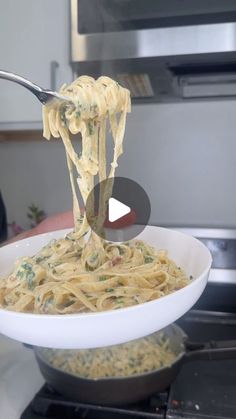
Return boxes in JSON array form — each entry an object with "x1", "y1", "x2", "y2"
[{"x1": 108, "y1": 197, "x2": 131, "y2": 223}]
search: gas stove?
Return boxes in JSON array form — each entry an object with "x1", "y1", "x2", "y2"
[{"x1": 20, "y1": 310, "x2": 236, "y2": 419}]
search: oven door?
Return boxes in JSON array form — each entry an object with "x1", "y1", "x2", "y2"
[{"x1": 176, "y1": 228, "x2": 236, "y2": 313}]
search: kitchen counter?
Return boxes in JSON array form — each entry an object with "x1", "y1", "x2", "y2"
[{"x1": 0, "y1": 334, "x2": 44, "y2": 419}]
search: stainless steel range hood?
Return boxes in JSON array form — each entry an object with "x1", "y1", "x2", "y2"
[{"x1": 71, "y1": 0, "x2": 236, "y2": 102}]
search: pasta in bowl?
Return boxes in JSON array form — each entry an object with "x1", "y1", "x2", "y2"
[
  {"x1": 0, "y1": 233, "x2": 190, "y2": 315},
  {"x1": 0, "y1": 225, "x2": 212, "y2": 348}
]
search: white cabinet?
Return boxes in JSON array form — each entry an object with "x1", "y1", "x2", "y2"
[{"x1": 0, "y1": 0, "x2": 72, "y2": 130}]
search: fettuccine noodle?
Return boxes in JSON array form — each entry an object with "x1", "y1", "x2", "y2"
[
  {"x1": 40, "y1": 333, "x2": 176, "y2": 378},
  {"x1": 0, "y1": 76, "x2": 190, "y2": 314}
]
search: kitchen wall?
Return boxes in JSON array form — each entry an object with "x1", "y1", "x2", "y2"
[{"x1": 1, "y1": 100, "x2": 236, "y2": 230}]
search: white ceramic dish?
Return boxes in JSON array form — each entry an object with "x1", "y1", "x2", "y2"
[{"x1": 0, "y1": 226, "x2": 212, "y2": 349}]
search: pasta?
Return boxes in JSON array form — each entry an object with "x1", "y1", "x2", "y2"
[
  {"x1": 39, "y1": 332, "x2": 176, "y2": 378},
  {"x1": 0, "y1": 76, "x2": 190, "y2": 314}
]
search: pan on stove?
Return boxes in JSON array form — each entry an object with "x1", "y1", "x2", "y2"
[{"x1": 34, "y1": 323, "x2": 236, "y2": 406}]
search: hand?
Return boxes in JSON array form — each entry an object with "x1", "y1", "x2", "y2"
[
  {"x1": 4, "y1": 209, "x2": 136, "y2": 244},
  {"x1": 5, "y1": 211, "x2": 74, "y2": 245}
]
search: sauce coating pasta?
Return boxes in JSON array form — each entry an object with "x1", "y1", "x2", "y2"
[
  {"x1": 40, "y1": 333, "x2": 176, "y2": 378},
  {"x1": 0, "y1": 76, "x2": 190, "y2": 314}
]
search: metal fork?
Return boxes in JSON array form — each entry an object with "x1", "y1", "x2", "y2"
[{"x1": 0, "y1": 70, "x2": 73, "y2": 106}]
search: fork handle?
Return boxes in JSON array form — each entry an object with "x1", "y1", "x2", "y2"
[{"x1": 0, "y1": 70, "x2": 47, "y2": 102}]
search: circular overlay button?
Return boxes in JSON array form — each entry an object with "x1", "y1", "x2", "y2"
[{"x1": 86, "y1": 177, "x2": 151, "y2": 242}]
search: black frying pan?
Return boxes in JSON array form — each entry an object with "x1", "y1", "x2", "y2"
[{"x1": 34, "y1": 324, "x2": 236, "y2": 406}]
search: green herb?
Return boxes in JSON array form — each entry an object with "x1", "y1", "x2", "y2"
[
  {"x1": 60, "y1": 107, "x2": 67, "y2": 126},
  {"x1": 106, "y1": 288, "x2": 114, "y2": 292},
  {"x1": 144, "y1": 256, "x2": 154, "y2": 264},
  {"x1": 16, "y1": 271, "x2": 24, "y2": 279},
  {"x1": 99, "y1": 276, "x2": 107, "y2": 281},
  {"x1": 75, "y1": 110, "x2": 81, "y2": 118},
  {"x1": 27, "y1": 271, "x2": 36, "y2": 290},
  {"x1": 89, "y1": 253, "x2": 98, "y2": 264},
  {"x1": 119, "y1": 247, "x2": 125, "y2": 255},
  {"x1": 21, "y1": 263, "x2": 33, "y2": 271},
  {"x1": 116, "y1": 298, "x2": 124, "y2": 304},
  {"x1": 19, "y1": 263, "x2": 36, "y2": 289},
  {"x1": 44, "y1": 296, "x2": 54, "y2": 308},
  {"x1": 52, "y1": 269, "x2": 57, "y2": 274},
  {"x1": 35, "y1": 257, "x2": 45, "y2": 263},
  {"x1": 88, "y1": 120, "x2": 94, "y2": 135}
]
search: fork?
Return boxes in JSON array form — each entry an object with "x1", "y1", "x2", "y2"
[{"x1": 0, "y1": 70, "x2": 73, "y2": 106}]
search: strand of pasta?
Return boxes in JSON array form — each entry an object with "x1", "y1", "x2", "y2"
[{"x1": 0, "y1": 76, "x2": 190, "y2": 315}]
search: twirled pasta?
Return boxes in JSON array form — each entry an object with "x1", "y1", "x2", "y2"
[{"x1": 0, "y1": 76, "x2": 190, "y2": 314}]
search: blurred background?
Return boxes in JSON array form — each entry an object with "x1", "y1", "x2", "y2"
[{"x1": 1, "y1": 0, "x2": 236, "y2": 233}]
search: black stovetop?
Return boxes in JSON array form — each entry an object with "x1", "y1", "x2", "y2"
[{"x1": 20, "y1": 310, "x2": 236, "y2": 419}]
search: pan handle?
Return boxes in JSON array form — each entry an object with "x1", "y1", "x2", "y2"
[{"x1": 184, "y1": 339, "x2": 236, "y2": 361}]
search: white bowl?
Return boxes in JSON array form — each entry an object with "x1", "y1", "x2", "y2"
[{"x1": 0, "y1": 226, "x2": 212, "y2": 348}]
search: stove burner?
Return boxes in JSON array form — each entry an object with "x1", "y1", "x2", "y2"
[
  {"x1": 20, "y1": 385, "x2": 168, "y2": 418},
  {"x1": 168, "y1": 359, "x2": 236, "y2": 419}
]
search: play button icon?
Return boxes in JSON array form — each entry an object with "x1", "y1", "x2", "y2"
[
  {"x1": 108, "y1": 198, "x2": 131, "y2": 223},
  {"x1": 86, "y1": 176, "x2": 151, "y2": 242}
]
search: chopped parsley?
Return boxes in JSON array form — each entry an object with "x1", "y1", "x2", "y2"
[
  {"x1": 106, "y1": 288, "x2": 114, "y2": 292},
  {"x1": 116, "y1": 298, "x2": 124, "y2": 304},
  {"x1": 16, "y1": 270, "x2": 24, "y2": 279},
  {"x1": 44, "y1": 296, "x2": 54, "y2": 308},
  {"x1": 144, "y1": 256, "x2": 154, "y2": 264},
  {"x1": 27, "y1": 272, "x2": 36, "y2": 290},
  {"x1": 21, "y1": 263, "x2": 33, "y2": 270},
  {"x1": 19, "y1": 263, "x2": 36, "y2": 290},
  {"x1": 89, "y1": 253, "x2": 98, "y2": 263},
  {"x1": 77, "y1": 215, "x2": 83, "y2": 224},
  {"x1": 99, "y1": 276, "x2": 107, "y2": 281},
  {"x1": 60, "y1": 107, "x2": 67, "y2": 126},
  {"x1": 88, "y1": 120, "x2": 94, "y2": 135},
  {"x1": 35, "y1": 256, "x2": 45, "y2": 264}
]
